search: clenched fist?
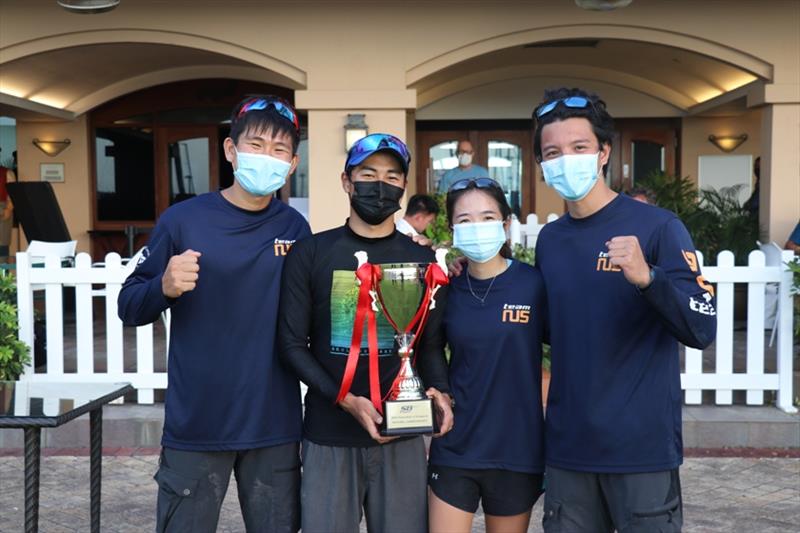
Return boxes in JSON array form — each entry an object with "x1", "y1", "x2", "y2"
[
  {"x1": 162, "y1": 249, "x2": 201, "y2": 298},
  {"x1": 606, "y1": 236, "x2": 652, "y2": 288}
]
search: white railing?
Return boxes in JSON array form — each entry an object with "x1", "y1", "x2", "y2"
[
  {"x1": 13, "y1": 244, "x2": 798, "y2": 412},
  {"x1": 683, "y1": 246, "x2": 797, "y2": 413},
  {"x1": 15, "y1": 252, "x2": 167, "y2": 404},
  {"x1": 510, "y1": 212, "x2": 560, "y2": 248}
]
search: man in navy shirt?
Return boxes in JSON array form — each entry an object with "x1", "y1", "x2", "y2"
[
  {"x1": 533, "y1": 88, "x2": 716, "y2": 532},
  {"x1": 118, "y1": 95, "x2": 310, "y2": 532}
]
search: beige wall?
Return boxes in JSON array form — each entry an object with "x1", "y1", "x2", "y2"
[
  {"x1": 306, "y1": 109, "x2": 409, "y2": 232},
  {"x1": 2, "y1": 0, "x2": 797, "y2": 237},
  {"x1": 14, "y1": 117, "x2": 91, "y2": 254},
  {"x1": 761, "y1": 104, "x2": 800, "y2": 244},
  {"x1": 681, "y1": 109, "x2": 763, "y2": 186}
]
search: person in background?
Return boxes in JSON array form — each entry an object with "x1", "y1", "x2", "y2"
[
  {"x1": 396, "y1": 193, "x2": 439, "y2": 237},
  {"x1": 743, "y1": 156, "x2": 760, "y2": 216},
  {"x1": 437, "y1": 140, "x2": 489, "y2": 193},
  {"x1": 118, "y1": 95, "x2": 310, "y2": 532},
  {"x1": 784, "y1": 220, "x2": 800, "y2": 254},
  {"x1": 0, "y1": 147, "x2": 15, "y2": 263},
  {"x1": 428, "y1": 177, "x2": 545, "y2": 533},
  {"x1": 628, "y1": 186, "x2": 656, "y2": 205}
]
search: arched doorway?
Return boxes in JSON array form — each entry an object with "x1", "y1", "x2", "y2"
[
  {"x1": 410, "y1": 33, "x2": 769, "y2": 219},
  {"x1": 88, "y1": 79, "x2": 304, "y2": 258}
]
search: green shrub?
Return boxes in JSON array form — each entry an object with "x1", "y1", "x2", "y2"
[{"x1": 0, "y1": 275, "x2": 31, "y2": 380}]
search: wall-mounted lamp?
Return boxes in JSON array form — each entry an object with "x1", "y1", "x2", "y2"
[
  {"x1": 575, "y1": 0, "x2": 633, "y2": 10},
  {"x1": 708, "y1": 134, "x2": 748, "y2": 153},
  {"x1": 57, "y1": 0, "x2": 120, "y2": 14},
  {"x1": 33, "y1": 138, "x2": 72, "y2": 157},
  {"x1": 344, "y1": 114, "x2": 368, "y2": 152}
]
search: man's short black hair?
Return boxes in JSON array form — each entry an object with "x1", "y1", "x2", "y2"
[
  {"x1": 229, "y1": 94, "x2": 300, "y2": 154},
  {"x1": 532, "y1": 87, "x2": 615, "y2": 166},
  {"x1": 405, "y1": 194, "x2": 439, "y2": 217}
]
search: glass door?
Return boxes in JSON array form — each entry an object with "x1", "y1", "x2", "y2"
[{"x1": 156, "y1": 127, "x2": 219, "y2": 213}]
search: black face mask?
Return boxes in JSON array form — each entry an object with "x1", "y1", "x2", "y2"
[{"x1": 350, "y1": 180, "x2": 404, "y2": 225}]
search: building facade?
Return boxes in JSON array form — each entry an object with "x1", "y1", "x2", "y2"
[{"x1": 1, "y1": 0, "x2": 798, "y2": 257}]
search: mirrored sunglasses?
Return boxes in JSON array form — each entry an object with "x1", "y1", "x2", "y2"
[
  {"x1": 236, "y1": 97, "x2": 300, "y2": 131},
  {"x1": 448, "y1": 177, "x2": 503, "y2": 193},
  {"x1": 535, "y1": 96, "x2": 592, "y2": 118},
  {"x1": 347, "y1": 133, "x2": 411, "y2": 165}
]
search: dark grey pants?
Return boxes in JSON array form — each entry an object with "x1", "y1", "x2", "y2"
[
  {"x1": 300, "y1": 437, "x2": 428, "y2": 533},
  {"x1": 154, "y1": 442, "x2": 300, "y2": 533},
  {"x1": 543, "y1": 465, "x2": 682, "y2": 533}
]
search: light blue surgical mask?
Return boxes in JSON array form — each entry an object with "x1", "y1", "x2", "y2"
[
  {"x1": 453, "y1": 221, "x2": 507, "y2": 263},
  {"x1": 541, "y1": 153, "x2": 600, "y2": 202},
  {"x1": 233, "y1": 149, "x2": 292, "y2": 197}
]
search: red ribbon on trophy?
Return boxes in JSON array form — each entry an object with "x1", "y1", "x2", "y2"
[{"x1": 336, "y1": 261, "x2": 383, "y2": 412}]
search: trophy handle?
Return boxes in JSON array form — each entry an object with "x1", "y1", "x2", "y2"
[
  {"x1": 435, "y1": 248, "x2": 448, "y2": 273},
  {"x1": 355, "y1": 250, "x2": 369, "y2": 269}
]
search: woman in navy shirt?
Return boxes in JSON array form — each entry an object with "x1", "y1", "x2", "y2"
[{"x1": 428, "y1": 178, "x2": 546, "y2": 533}]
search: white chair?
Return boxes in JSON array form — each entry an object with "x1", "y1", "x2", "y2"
[
  {"x1": 27, "y1": 240, "x2": 77, "y2": 266},
  {"x1": 27, "y1": 240, "x2": 77, "y2": 291},
  {"x1": 759, "y1": 241, "x2": 783, "y2": 347}
]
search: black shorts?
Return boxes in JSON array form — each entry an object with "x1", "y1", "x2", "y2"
[{"x1": 428, "y1": 464, "x2": 544, "y2": 517}]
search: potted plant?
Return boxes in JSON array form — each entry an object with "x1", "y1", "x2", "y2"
[{"x1": 0, "y1": 274, "x2": 31, "y2": 380}]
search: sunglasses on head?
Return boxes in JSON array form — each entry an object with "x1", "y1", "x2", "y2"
[
  {"x1": 347, "y1": 133, "x2": 411, "y2": 165},
  {"x1": 535, "y1": 96, "x2": 593, "y2": 118},
  {"x1": 447, "y1": 177, "x2": 503, "y2": 193},
  {"x1": 236, "y1": 97, "x2": 300, "y2": 131}
]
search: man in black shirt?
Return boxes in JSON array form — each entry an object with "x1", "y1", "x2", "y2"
[{"x1": 278, "y1": 133, "x2": 453, "y2": 532}]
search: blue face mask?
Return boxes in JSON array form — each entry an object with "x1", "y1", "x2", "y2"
[
  {"x1": 453, "y1": 221, "x2": 507, "y2": 263},
  {"x1": 233, "y1": 149, "x2": 292, "y2": 197},
  {"x1": 541, "y1": 153, "x2": 600, "y2": 202}
]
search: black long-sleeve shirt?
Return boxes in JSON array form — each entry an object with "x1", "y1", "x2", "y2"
[{"x1": 278, "y1": 223, "x2": 449, "y2": 447}]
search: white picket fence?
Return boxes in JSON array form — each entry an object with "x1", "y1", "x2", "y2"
[
  {"x1": 15, "y1": 252, "x2": 167, "y2": 404},
  {"x1": 509, "y1": 212, "x2": 560, "y2": 248},
  {"x1": 12, "y1": 243, "x2": 798, "y2": 412}
]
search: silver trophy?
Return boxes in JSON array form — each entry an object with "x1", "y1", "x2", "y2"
[{"x1": 354, "y1": 249, "x2": 448, "y2": 436}]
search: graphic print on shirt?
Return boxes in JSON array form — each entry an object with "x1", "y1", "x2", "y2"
[
  {"x1": 329, "y1": 270, "x2": 395, "y2": 357},
  {"x1": 273, "y1": 238, "x2": 297, "y2": 256},
  {"x1": 501, "y1": 303, "x2": 531, "y2": 323},
  {"x1": 682, "y1": 249, "x2": 716, "y2": 297},
  {"x1": 595, "y1": 251, "x2": 622, "y2": 272}
]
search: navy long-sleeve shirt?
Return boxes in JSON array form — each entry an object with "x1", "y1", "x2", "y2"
[
  {"x1": 536, "y1": 194, "x2": 716, "y2": 473},
  {"x1": 118, "y1": 192, "x2": 310, "y2": 451},
  {"x1": 429, "y1": 260, "x2": 546, "y2": 474}
]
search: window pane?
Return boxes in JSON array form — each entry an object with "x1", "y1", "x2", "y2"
[
  {"x1": 428, "y1": 141, "x2": 458, "y2": 192},
  {"x1": 631, "y1": 140, "x2": 665, "y2": 183},
  {"x1": 95, "y1": 127, "x2": 155, "y2": 221},
  {"x1": 487, "y1": 140, "x2": 522, "y2": 216},
  {"x1": 169, "y1": 137, "x2": 210, "y2": 205}
]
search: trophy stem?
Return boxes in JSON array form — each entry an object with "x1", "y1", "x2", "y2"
[{"x1": 388, "y1": 338, "x2": 426, "y2": 401}]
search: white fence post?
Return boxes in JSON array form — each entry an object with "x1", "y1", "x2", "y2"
[
  {"x1": 714, "y1": 251, "x2": 735, "y2": 405},
  {"x1": 745, "y1": 250, "x2": 766, "y2": 405}
]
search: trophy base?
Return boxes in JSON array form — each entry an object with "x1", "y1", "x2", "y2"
[{"x1": 380, "y1": 398, "x2": 435, "y2": 436}]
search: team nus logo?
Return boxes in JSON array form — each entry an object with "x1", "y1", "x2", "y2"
[
  {"x1": 502, "y1": 303, "x2": 531, "y2": 323},
  {"x1": 596, "y1": 251, "x2": 621, "y2": 272},
  {"x1": 273, "y1": 238, "x2": 296, "y2": 256}
]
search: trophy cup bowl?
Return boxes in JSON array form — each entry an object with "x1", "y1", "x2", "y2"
[{"x1": 376, "y1": 263, "x2": 436, "y2": 436}]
